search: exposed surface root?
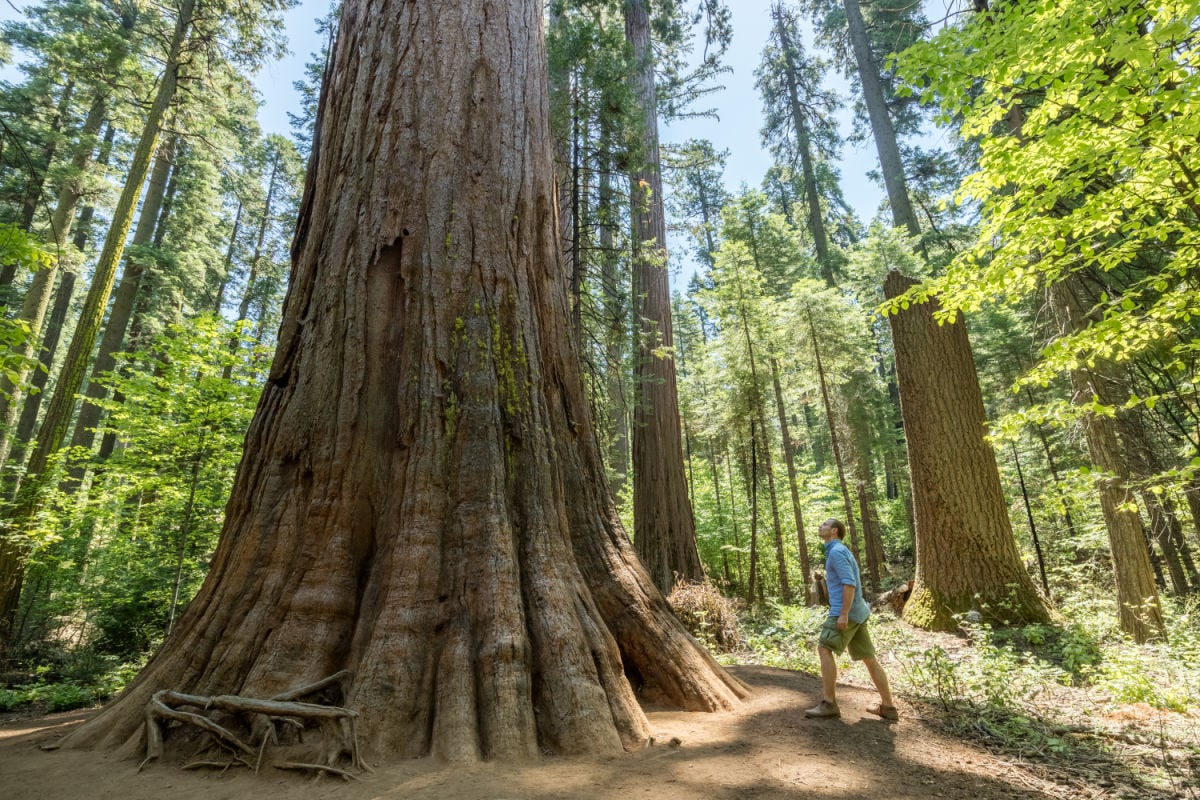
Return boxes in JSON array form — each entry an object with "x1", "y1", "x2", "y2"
[{"x1": 140, "y1": 673, "x2": 364, "y2": 777}]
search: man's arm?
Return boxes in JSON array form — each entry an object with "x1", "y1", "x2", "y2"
[{"x1": 837, "y1": 583, "x2": 855, "y2": 630}]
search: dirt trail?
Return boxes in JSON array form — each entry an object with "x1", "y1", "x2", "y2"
[{"x1": 0, "y1": 666, "x2": 1055, "y2": 799}]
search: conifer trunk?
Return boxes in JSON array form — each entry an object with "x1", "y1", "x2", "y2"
[
  {"x1": 1049, "y1": 278, "x2": 1165, "y2": 641},
  {"x1": 807, "y1": 310, "x2": 861, "y2": 560},
  {"x1": 772, "y1": 358, "x2": 811, "y2": 602},
  {"x1": 66, "y1": 135, "x2": 177, "y2": 475},
  {"x1": 840, "y1": 0, "x2": 920, "y2": 236},
  {"x1": 773, "y1": 5, "x2": 834, "y2": 285},
  {"x1": 62, "y1": 0, "x2": 744, "y2": 760},
  {"x1": 884, "y1": 270, "x2": 1050, "y2": 629},
  {"x1": 0, "y1": 91, "x2": 109, "y2": 474},
  {"x1": 624, "y1": 0, "x2": 703, "y2": 591}
]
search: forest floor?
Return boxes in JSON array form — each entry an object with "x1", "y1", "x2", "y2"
[{"x1": 2, "y1": 663, "x2": 1195, "y2": 800}]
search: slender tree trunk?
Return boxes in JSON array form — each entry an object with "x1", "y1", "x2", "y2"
[
  {"x1": 840, "y1": 0, "x2": 920, "y2": 236},
  {"x1": 7, "y1": 124, "x2": 117, "y2": 475},
  {"x1": 773, "y1": 6, "x2": 834, "y2": 285},
  {"x1": 166, "y1": 435, "x2": 206, "y2": 637},
  {"x1": 17, "y1": 80, "x2": 74, "y2": 234},
  {"x1": 707, "y1": 442, "x2": 732, "y2": 588},
  {"x1": 758, "y1": 408, "x2": 790, "y2": 602},
  {"x1": 625, "y1": 0, "x2": 703, "y2": 591},
  {"x1": 856, "y1": 481, "x2": 884, "y2": 593},
  {"x1": 214, "y1": 200, "x2": 243, "y2": 314},
  {"x1": 772, "y1": 359, "x2": 810, "y2": 602},
  {"x1": 747, "y1": 420, "x2": 760, "y2": 604},
  {"x1": 884, "y1": 270, "x2": 1050, "y2": 630},
  {"x1": 727, "y1": 443, "x2": 745, "y2": 587},
  {"x1": 598, "y1": 130, "x2": 629, "y2": 496},
  {"x1": 222, "y1": 152, "x2": 280, "y2": 381},
  {"x1": 1011, "y1": 443, "x2": 1050, "y2": 598},
  {"x1": 1023, "y1": 386, "x2": 1081, "y2": 541},
  {"x1": 66, "y1": 135, "x2": 177, "y2": 479},
  {"x1": 807, "y1": 310, "x2": 860, "y2": 561},
  {"x1": 1049, "y1": 278, "x2": 1165, "y2": 640},
  {"x1": 0, "y1": 92, "x2": 109, "y2": 473},
  {"x1": 62, "y1": 0, "x2": 744, "y2": 761}
]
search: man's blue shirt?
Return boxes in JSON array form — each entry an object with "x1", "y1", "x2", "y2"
[{"x1": 824, "y1": 538, "x2": 870, "y2": 624}]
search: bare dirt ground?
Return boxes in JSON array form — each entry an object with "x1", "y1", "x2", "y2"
[{"x1": 0, "y1": 665, "x2": 1153, "y2": 800}]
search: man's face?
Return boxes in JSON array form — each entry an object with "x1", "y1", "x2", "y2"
[{"x1": 818, "y1": 522, "x2": 836, "y2": 543}]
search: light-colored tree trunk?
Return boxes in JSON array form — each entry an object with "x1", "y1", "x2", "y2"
[
  {"x1": 840, "y1": 0, "x2": 920, "y2": 236},
  {"x1": 806, "y1": 309, "x2": 861, "y2": 561},
  {"x1": 61, "y1": 0, "x2": 744, "y2": 761},
  {"x1": 772, "y1": 358, "x2": 811, "y2": 603},
  {"x1": 885, "y1": 269, "x2": 1050, "y2": 630},
  {"x1": 624, "y1": 0, "x2": 703, "y2": 591},
  {"x1": 772, "y1": 5, "x2": 834, "y2": 285},
  {"x1": 1049, "y1": 279, "x2": 1165, "y2": 641}
]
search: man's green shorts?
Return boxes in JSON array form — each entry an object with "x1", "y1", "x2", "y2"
[{"x1": 818, "y1": 616, "x2": 876, "y2": 660}]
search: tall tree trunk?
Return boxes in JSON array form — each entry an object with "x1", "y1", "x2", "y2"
[
  {"x1": 727, "y1": 442, "x2": 745, "y2": 588},
  {"x1": 17, "y1": 80, "x2": 74, "y2": 234},
  {"x1": 624, "y1": 0, "x2": 703, "y2": 591},
  {"x1": 856, "y1": 480, "x2": 884, "y2": 593},
  {"x1": 0, "y1": 0, "x2": 195, "y2": 653},
  {"x1": 1010, "y1": 443, "x2": 1051, "y2": 599},
  {"x1": 65, "y1": 135, "x2": 177, "y2": 480},
  {"x1": 8, "y1": 124, "x2": 117, "y2": 474},
  {"x1": 598, "y1": 127, "x2": 629, "y2": 496},
  {"x1": 772, "y1": 358, "x2": 810, "y2": 603},
  {"x1": 214, "y1": 200, "x2": 243, "y2": 314},
  {"x1": 747, "y1": 420, "x2": 760, "y2": 604},
  {"x1": 222, "y1": 151, "x2": 281, "y2": 381},
  {"x1": 772, "y1": 6, "x2": 834, "y2": 285},
  {"x1": 0, "y1": 92, "x2": 109, "y2": 474},
  {"x1": 840, "y1": 0, "x2": 920, "y2": 236},
  {"x1": 1023, "y1": 386, "x2": 1081, "y2": 541},
  {"x1": 807, "y1": 310, "x2": 860, "y2": 561},
  {"x1": 884, "y1": 269, "x2": 1050, "y2": 630},
  {"x1": 61, "y1": 0, "x2": 744, "y2": 761},
  {"x1": 1049, "y1": 278, "x2": 1165, "y2": 641}
]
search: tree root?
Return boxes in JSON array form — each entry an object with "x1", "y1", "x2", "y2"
[
  {"x1": 273, "y1": 761, "x2": 360, "y2": 781},
  {"x1": 140, "y1": 673, "x2": 363, "y2": 778}
]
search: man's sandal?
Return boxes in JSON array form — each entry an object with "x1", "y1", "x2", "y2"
[{"x1": 866, "y1": 702, "x2": 899, "y2": 721}]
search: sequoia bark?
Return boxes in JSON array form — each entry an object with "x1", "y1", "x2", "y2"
[{"x1": 63, "y1": 0, "x2": 743, "y2": 761}]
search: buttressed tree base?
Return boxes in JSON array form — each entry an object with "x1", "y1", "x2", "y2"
[{"x1": 61, "y1": 0, "x2": 745, "y2": 765}]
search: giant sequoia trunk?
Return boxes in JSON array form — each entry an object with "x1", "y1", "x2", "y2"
[
  {"x1": 884, "y1": 270, "x2": 1050, "y2": 629},
  {"x1": 624, "y1": 0, "x2": 705, "y2": 592},
  {"x1": 62, "y1": 0, "x2": 744, "y2": 762}
]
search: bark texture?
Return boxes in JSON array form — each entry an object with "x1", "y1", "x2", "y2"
[
  {"x1": 624, "y1": 0, "x2": 704, "y2": 592},
  {"x1": 840, "y1": 0, "x2": 920, "y2": 236},
  {"x1": 884, "y1": 270, "x2": 1050, "y2": 630},
  {"x1": 62, "y1": 0, "x2": 743, "y2": 762},
  {"x1": 1049, "y1": 278, "x2": 1165, "y2": 641}
]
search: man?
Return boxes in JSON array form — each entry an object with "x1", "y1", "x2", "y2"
[{"x1": 804, "y1": 518, "x2": 899, "y2": 721}]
